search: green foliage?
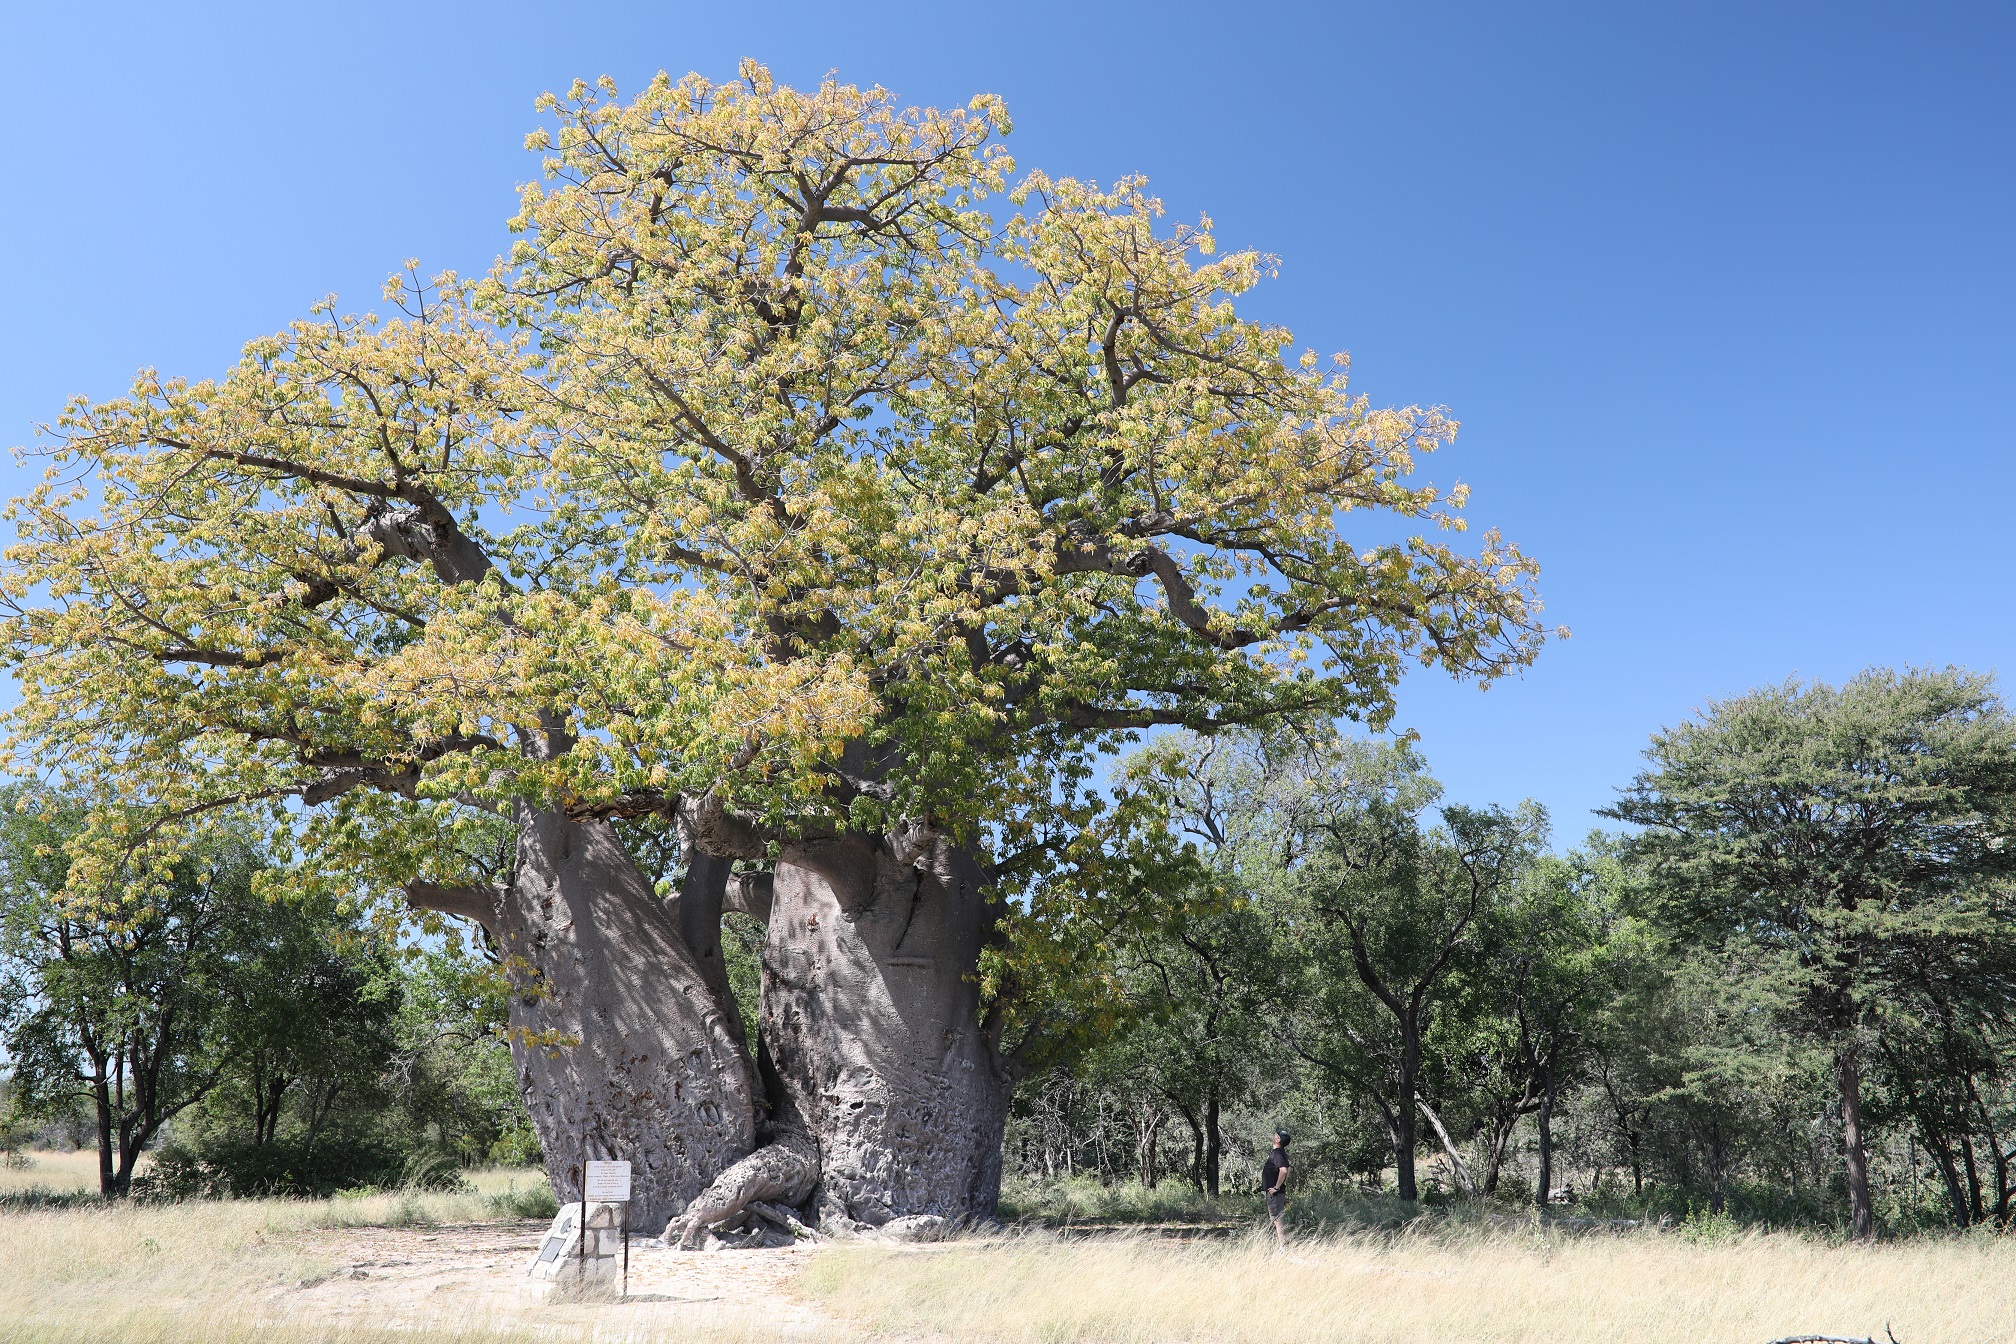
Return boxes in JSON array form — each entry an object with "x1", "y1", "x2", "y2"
[
  {"x1": 0, "y1": 790, "x2": 281, "y2": 1196},
  {"x1": 388, "y1": 940, "x2": 543, "y2": 1169},
  {"x1": 141, "y1": 1132, "x2": 405, "y2": 1200},
  {"x1": 1608, "y1": 667, "x2": 2016, "y2": 1232},
  {"x1": 487, "y1": 1180, "x2": 561, "y2": 1220},
  {"x1": 0, "y1": 784, "x2": 543, "y2": 1199},
  {"x1": 133, "y1": 914, "x2": 534, "y2": 1197},
  {"x1": 1003, "y1": 683, "x2": 2016, "y2": 1236}
]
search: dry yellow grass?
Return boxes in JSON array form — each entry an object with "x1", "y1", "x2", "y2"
[
  {"x1": 803, "y1": 1227, "x2": 2016, "y2": 1344},
  {"x1": 4, "y1": 1173, "x2": 2013, "y2": 1343},
  {"x1": 0, "y1": 1178, "x2": 798, "y2": 1343},
  {"x1": 0, "y1": 1147, "x2": 121, "y2": 1195},
  {"x1": 0, "y1": 1149, "x2": 542, "y2": 1204}
]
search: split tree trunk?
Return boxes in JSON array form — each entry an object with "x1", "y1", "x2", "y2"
[
  {"x1": 1136, "y1": 1108, "x2": 1163, "y2": 1189},
  {"x1": 417, "y1": 807, "x2": 761, "y2": 1231},
  {"x1": 1925, "y1": 1132, "x2": 1972, "y2": 1228},
  {"x1": 763, "y1": 828, "x2": 1012, "y2": 1227}
]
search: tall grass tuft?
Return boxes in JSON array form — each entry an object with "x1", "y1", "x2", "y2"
[{"x1": 803, "y1": 1222, "x2": 2016, "y2": 1344}]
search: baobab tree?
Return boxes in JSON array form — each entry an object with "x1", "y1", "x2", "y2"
[{"x1": 1, "y1": 63, "x2": 1553, "y2": 1235}]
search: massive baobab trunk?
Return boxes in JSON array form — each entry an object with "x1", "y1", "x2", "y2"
[
  {"x1": 412, "y1": 802, "x2": 1012, "y2": 1236},
  {"x1": 412, "y1": 806, "x2": 761, "y2": 1231},
  {"x1": 763, "y1": 827, "x2": 1012, "y2": 1226}
]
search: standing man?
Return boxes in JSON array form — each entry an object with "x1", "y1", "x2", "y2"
[{"x1": 1261, "y1": 1128, "x2": 1292, "y2": 1248}]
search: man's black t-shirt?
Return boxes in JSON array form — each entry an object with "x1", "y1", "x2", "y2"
[{"x1": 1262, "y1": 1149, "x2": 1290, "y2": 1194}]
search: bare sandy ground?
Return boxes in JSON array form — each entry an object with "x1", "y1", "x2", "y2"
[{"x1": 280, "y1": 1220, "x2": 842, "y2": 1339}]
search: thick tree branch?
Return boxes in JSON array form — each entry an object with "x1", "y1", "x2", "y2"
[{"x1": 403, "y1": 880, "x2": 499, "y2": 930}]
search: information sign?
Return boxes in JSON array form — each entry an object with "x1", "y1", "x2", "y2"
[{"x1": 583, "y1": 1160, "x2": 632, "y2": 1202}]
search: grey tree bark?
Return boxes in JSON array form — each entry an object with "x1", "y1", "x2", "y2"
[
  {"x1": 1416, "y1": 1095, "x2": 1480, "y2": 1197},
  {"x1": 762, "y1": 827, "x2": 1012, "y2": 1226},
  {"x1": 411, "y1": 806, "x2": 762, "y2": 1231}
]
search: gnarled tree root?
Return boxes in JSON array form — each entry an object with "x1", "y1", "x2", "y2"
[{"x1": 667, "y1": 1128, "x2": 820, "y2": 1250}]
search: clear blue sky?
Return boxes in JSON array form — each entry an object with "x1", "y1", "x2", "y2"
[{"x1": 2, "y1": 1, "x2": 2009, "y2": 840}]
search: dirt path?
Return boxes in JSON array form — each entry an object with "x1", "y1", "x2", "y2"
[{"x1": 276, "y1": 1220, "x2": 844, "y2": 1339}]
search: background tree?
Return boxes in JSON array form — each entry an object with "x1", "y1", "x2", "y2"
[
  {"x1": 952, "y1": 675, "x2": 2016, "y2": 1233},
  {"x1": 1107, "y1": 735, "x2": 1291, "y2": 1195},
  {"x1": 1866, "y1": 930, "x2": 2016, "y2": 1228},
  {"x1": 148, "y1": 928, "x2": 543, "y2": 1197},
  {"x1": 1607, "y1": 667, "x2": 2016, "y2": 1238},
  {"x1": 1449, "y1": 848, "x2": 1625, "y2": 1203},
  {"x1": 211, "y1": 889, "x2": 401, "y2": 1158},
  {"x1": 0, "y1": 792, "x2": 270, "y2": 1196},
  {"x1": 1279, "y1": 742, "x2": 1545, "y2": 1202},
  {"x1": 1113, "y1": 901, "x2": 1275, "y2": 1196}
]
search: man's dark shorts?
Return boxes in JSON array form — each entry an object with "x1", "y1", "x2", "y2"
[{"x1": 1267, "y1": 1190, "x2": 1287, "y2": 1219}]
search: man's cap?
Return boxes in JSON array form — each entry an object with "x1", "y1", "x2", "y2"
[{"x1": 1275, "y1": 1127, "x2": 1291, "y2": 1143}]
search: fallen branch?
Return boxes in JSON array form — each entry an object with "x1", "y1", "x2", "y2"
[
  {"x1": 748, "y1": 1200, "x2": 824, "y2": 1240},
  {"x1": 667, "y1": 1128, "x2": 820, "y2": 1250},
  {"x1": 1766, "y1": 1327, "x2": 1901, "y2": 1344}
]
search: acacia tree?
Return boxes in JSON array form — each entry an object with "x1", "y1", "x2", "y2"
[
  {"x1": 1268, "y1": 741, "x2": 1544, "y2": 1201},
  {"x1": 1608, "y1": 667, "x2": 2016, "y2": 1239},
  {"x1": 1, "y1": 65, "x2": 1549, "y2": 1233},
  {"x1": 1104, "y1": 734, "x2": 1290, "y2": 1195},
  {"x1": 1451, "y1": 850, "x2": 1623, "y2": 1203},
  {"x1": 0, "y1": 792, "x2": 268, "y2": 1196}
]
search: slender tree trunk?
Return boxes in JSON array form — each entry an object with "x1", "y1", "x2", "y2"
[
  {"x1": 1925, "y1": 1131, "x2": 1972, "y2": 1228},
  {"x1": 1481, "y1": 1112, "x2": 1518, "y2": 1196},
  {"x1": 765, "y1": 828, "x2": 1011, "y2": 1226},
  {"x1": 1137, "y1": 1108, "x2": 1162, "y2": 1190},
  {"x1": 1598, "y1": 1067, "x2": 1644, "y2": 1198},
  {"x1": 424, "y1": 806, "x2": 762, "y2": 1232},
  {"x1": 1395, "y1": 1023, "x2": 1421, "y2": 1201},
  {"x1": 1960, "y1": 1132, "x2": 1986, "y2": 1224},
  {"x1": 1965, "y1": 1077, "x2": 2011, "y2": 1227},
  {"x1": 115, "y1": 1124, "x2": 144, "y2": 1197},
  {"x1": 1177, "y1": 1102, "x2": 1205, "y2": 1192},
  {"x1": 1703, "y1": 1119, "x2": 1729, "y2": 1215},
  {"x1": 1535, "y1": 1068, "x2": 1557, "y2": 1208},
  {"x1": 1204, "y1": 1092, "x2": 1221, "y2": 1198},
  {"x1": 1838, "y1": 1046, "x2": 1873, "y2": 1240},
  {"x1": 90, "y1": 1053, "x2": 116, "y2": 1199}
]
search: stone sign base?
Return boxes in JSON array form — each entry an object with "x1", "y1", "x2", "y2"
[{"x1": 525, "y1": 1200, "x2": 629, "y2": 1290}]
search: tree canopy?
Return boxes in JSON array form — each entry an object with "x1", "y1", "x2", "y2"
[
  {"x1": 1608, "y1": 666, "x2": 2016, "y2": 1237},
  {"x1": 1, "y1": 62, "x2": 1550, "y2": 922}
]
